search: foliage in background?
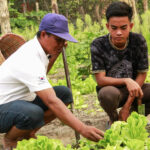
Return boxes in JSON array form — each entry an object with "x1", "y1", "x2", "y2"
[
  {"x1": 132, "y1": 10, "x2": 150, "y2": 51},
  {"x1": 136, "y1": 0, "x2": 150, "y2": 15},
  {"x1": 9, "y1": 0, "x2": 48, "y2": 36},
  {"x1": 57, "y1": 0, "x2": 115, "y2": 23},
  {"x1": 145, "y1": 69, "x2": 150, "y2": 83},
  {"x1": 8, "y1": 0, "x2": 149, "y2": 24}
]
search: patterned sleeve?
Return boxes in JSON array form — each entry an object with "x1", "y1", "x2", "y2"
[
  {"x1": 90, "y1": 40, "x2": 105, "y2": 73},
  {"x1": 137, "y1": 35, "x2": 149, "y2": 72}
]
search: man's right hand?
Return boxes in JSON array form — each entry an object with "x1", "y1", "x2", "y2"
[
  {"x1": 124, "y1": 78, "x2": 143, "y2": 98},
  {"x1": 79, "y1": 125, "x2": 104, "y2": 142}
]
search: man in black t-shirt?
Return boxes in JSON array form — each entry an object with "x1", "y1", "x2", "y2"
[{"x1": 91, "y1": 1, "x2": 150, "y2": 123}]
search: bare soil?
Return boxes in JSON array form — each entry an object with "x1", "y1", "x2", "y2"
[{"x1": 36, "y1": 94, "x2": 109, "y2": 146}]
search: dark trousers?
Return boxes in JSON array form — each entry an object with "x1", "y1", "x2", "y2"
[
  {"x1": 97, "y1": 83, "x2": 150, "y2": 122},
  {"x1": 0, "y1": 86, "x2": 73, "y2": 133}
]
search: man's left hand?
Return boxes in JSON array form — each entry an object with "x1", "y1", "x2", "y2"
[{"x1": 64, "y1": 41, "x2": 68, "y2": 48}]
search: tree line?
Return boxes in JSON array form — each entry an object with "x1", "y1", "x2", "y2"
[{"x1": 0, "y1": 0, "x2": 149, "y2": 35}]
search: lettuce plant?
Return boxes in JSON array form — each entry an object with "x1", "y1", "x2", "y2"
[
  {"x1": 14, "y1": 135, "x2": 72, "y2": 150},
  {"x1": 14, "y1": 112, "x2": 150, "y2": 150},
  {"x1": 98, "y1": 112, "x2": 149, "y2": 149}
]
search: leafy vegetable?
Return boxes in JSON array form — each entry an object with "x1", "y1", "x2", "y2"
[
  {"x1": 15, "y1": 112, "x2": 150, "y2": 150},
  {"x1": 14, "y1": 135, "x2": 72, "y2": 150}
]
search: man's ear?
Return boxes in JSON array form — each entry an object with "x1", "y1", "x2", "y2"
[
  {"x1": 130, "y1": 23, "x2": 134, "y2": 30},
  {"x1": 106, "y1": 23, "x2": 109, "y2": 30},
  {"x1": 40, "y1": 31, "x2": 47, "y2": 38}
]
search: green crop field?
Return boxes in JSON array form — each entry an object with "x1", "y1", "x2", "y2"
[{"x1": 2, "y1": 5, "x2": 150, "y2": 149}]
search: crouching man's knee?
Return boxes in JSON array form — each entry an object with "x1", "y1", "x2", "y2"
[
  {"x1": 15, "y1": 105, "x2": 44, "y2": 130},
  {"x1": 53, "y1": 86, "x2": 73, "y2": 104},
  {"x1": 98, "y1": 86, "x2": 121, "y2": 111}
]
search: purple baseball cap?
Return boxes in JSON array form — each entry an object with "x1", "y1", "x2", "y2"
[{"x1": 39, "y1": 13, "x2": 78, "y2": 43}]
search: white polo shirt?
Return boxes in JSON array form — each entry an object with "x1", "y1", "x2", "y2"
[{"x1": 0, "y1": 36, "x2": 52, "y2": 105}]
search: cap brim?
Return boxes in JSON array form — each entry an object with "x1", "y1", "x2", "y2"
[{"x1": 49, "y1": 32, "x2": 78, "y2": 43}]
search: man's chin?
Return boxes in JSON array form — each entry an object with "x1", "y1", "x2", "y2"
[{"x1": 114, "y1": 41, "x2": 126, "y2": 47}]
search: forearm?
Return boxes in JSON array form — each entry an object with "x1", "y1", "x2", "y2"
[
  {"x1": 36, "y1": 89, "x2": 85, "y2": 133},
  {"x1": 95, "y1": 71, "x2": 147, "y2": 87},
  {"x1": 96, "y1": 76, "x2": 126, "y2": 87},
  {"x1": 135, "y1": 72, "x2": 147, "y2": 87},
  {"x1": 46, "y1": 97, "x2": 85, "y2": 132}
]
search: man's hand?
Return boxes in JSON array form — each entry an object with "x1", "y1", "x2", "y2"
[
  {"x1": 124, "y1": 78, "x2": 143, "y2": 98},
  {"x1": 64, "y1": 41, "x2": 68, "y2": 48},
  {"x1": 80, "y1": 125, "x2": 104, "y2": 142},
  {"x1": 118, "y1": 106, "x2": 130, "y2": 121}
]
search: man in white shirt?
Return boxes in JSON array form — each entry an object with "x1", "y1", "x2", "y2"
[{"x1": 0, "y1": 13, "x2": 104, "y2": 149}]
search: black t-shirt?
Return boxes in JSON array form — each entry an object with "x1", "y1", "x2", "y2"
[{"x1": 91, "y1": 32, "x2": 148, "y2": 80}]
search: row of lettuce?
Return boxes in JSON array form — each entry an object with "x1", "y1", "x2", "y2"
[{"x1": 14, "y1": 112, "x2": 150, "y2": 150}]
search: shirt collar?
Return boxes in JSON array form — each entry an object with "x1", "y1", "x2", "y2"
[{"x1": 108, "y1": 34, "x2": 129, "y2": 50}]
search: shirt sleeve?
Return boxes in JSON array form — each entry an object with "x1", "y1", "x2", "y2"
[
  {"x1": 136, "y1": 35, "x2": 149, "y2": 72},
  {"x1": 90, "y1": 40, "x2": 106, "y2": 73},
  {"x1": 8, "y1": 57, "x2": 52, "y2": 92}
]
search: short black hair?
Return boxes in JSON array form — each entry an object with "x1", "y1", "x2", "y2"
[
  {"x1": 36, "y1": 31, "x2": 41, "y2": 38},
  {"x1": 106, "y1": 1, "x2": 133, "y2": 21},
  {"x1": 36, "y1": 31, "x2": 52, "y2": 38}
]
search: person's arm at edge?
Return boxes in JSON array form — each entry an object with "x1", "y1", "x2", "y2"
[
  {"x1": 36, "y1": 88, "x2": 104, "y2": 142},
  {"x1": 95, "y1": 72, "x2": 126, "y2": 87}
]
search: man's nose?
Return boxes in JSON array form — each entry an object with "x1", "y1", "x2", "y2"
[{"x1": 116, "y1": 29, "x2": 122, "y2": 35}]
